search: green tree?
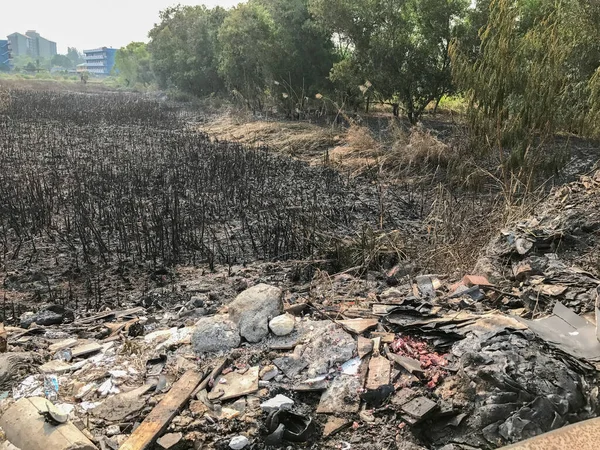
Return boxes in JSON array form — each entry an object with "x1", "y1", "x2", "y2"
[
  {"x1": 309, "y1": 0, "x2": 469, "y2": 123},
  {"x1": 148, "y1": 5, "x2": 228, "y2": 96},
  {"x1": 252, "y1": 0, "x2": 336, "y2": 115},
  {"x1": 51, "y1": 54, "x2": 73, "y2": 69},
  {"x1": 218, "y1": 3, "x2": 276, "y2": 110},
  {"x1": 66, "y1": 47, "x2": 84, "y2": 66},
  {"x1": 115, "y1": 42, "x2": 154, "y2": 86}
]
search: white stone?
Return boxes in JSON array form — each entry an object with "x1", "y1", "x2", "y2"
[
  {"x1": 269, "y1": 314, "x2": 295, "y2": 336},
  {"x1": 106, "y1": 425, "x2": 120, "y2": 436},
  {"x1": 260, "y1": 394, "x2": 294, "y2": 413},
  {"x1": 229, "y1": 435, "x2": 249, "y2": 449}
]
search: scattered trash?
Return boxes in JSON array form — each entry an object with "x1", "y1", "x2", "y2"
[
  {"x1": 43, "y1": 374, "x2": 59, "y2": 401},
  {"x1": 522, "y1": 301, "x2": 600, "y2": 361},
  {"x1": 0, "y1": 194, "x2": 599, "y2": 450},
  {"x1": 265, "y1": 410, "x2": 316, "y2": 444}
]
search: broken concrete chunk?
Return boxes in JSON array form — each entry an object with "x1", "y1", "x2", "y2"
[
  {"x1": 316, "y1": 374, "x2": 362, "y2": 414},
  {"x1": 71, "y1": 343, "x2": 102, "y2": 359},
  {"x1": 323, "y1": 417, "x2": 351, "y2": 437},
  {"x1": 211, "y1": 366, "x2": 259, "y2": 401},
  {"x1": 338, "y1": 318, "x2": 379, "y2": 335},
  {"x1": 156, "y1": 432, "x2": 183, "y2": 449},
  {"x1": 228, "y1": 284, "x2": 282, "y2": 343},
  {"x1": 48, "y1": 338, "x2": 79, "y2": 353},
  {"x1": 300, "y1": 321, "x2": 357, "y2": 378},
  {"x1": 273, "y1": 354, "x2": 308, "y2": 379},
  {"x1": 191, "y1": 315, "x2": 241, "y2": 354},
  {"x1": 269, "y1": 314, "x2": 295, "y2": 336},
  {"x1": 260, "y1": 394, "x2": 294, "y2": 413},
  {"x1": 0, "y1": 397, "x2": 97, "y2": 450},
  {"x1": 401, "y1": 396, "x2": 438, "y2": 424},
  {"x1": 39, "y1": 360, "x2": 73, "y2": 374}
]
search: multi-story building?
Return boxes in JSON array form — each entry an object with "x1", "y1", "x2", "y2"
[
  {"x1": 25, "y1": 30, "x2": 57, "y2": 59},
  {"x1": 6, "y1": 31, "x2": 57, "y2": 59},
  {"x1": 83, "y1": 47, "x2": 117, "y2": 76},
  {"x1": 0, "y1": 39, "x2": 11, "y2": 69},
  {"x1": 6, "y1": 32, "x2": 30, "y2": 57}
]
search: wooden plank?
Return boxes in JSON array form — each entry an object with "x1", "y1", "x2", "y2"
[
  {"x1": 75, "y1": 307, "x2": 145, "y2": 326},
  {"x1": 119, "y1": 370, "x2": 202, "y2": 450}
]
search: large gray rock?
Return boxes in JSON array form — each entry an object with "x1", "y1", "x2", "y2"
[
  {"x1": 20, "y1": 305, "x2": 74, "y2": 329},
  {"x1": 192, "y1": 315, "x2": 241, "y2": 354},
  {"x1": 228, "y1": 284, "x2": 282, "y2": 343}
]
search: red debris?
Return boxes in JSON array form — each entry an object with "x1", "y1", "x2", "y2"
[{"x1": 391, "y1": 335, "x2": 448, "y2": 389}]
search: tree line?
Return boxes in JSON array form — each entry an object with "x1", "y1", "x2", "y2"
[{"x1": 116, "y1": 0, "x2": 600, "y2": 141}]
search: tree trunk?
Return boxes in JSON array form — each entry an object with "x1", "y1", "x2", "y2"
[
  {"x1": 392, "y1": 103, "x2": 400, "y2": 117},
  {"x1": 365, "y1": 96, "x2": 371, "y2": 114},
  {"x1": 433, "y1": 96, "x2": 443, "y2": 115}
]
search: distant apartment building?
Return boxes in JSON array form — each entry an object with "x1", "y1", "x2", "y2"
[
  {"x1": 0, "y1": 40, "x2": 11, "y2": 68},
  {"x1": 7, "y1": 30, "x2": 57, "y2": 59},
  {"x1": 25, "y1": 30, "x2": 57, "y2": 59},
  {"x1": 6, "y1": 33, "x2": 30, "y2": 57},
  {"x1": 83, "y1": 47, "x2": 117, "y2": 76}
]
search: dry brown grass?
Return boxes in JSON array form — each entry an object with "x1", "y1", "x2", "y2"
[
  {"x1": 327, "y1": 124, "x2": 383, "y2": 174},
  {"x1": 383, "y1": 127, "x2": 452, "y2": 173},
  {"x1": 0, "y1": 87, "x2": 10, "y2": 113},
  {"x1": 199, "y1": 115, "x2": 338, "y2": 162}
]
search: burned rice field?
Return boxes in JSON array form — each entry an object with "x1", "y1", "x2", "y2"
[{"x1": 0, "y1": 88, "x2": 421, "y2": 311}]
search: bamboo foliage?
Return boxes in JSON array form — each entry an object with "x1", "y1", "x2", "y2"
[{"x1": 451, "y1": 0, "x2": 600, "y2": 186}]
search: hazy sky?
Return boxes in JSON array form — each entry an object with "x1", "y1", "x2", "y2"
[{"x1": 1, "y1": 0, "x2": 244, "y2": 54}]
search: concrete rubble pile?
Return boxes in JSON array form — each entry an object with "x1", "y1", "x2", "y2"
[{"x1": 0, "y1": 172, "x2": 599, "y2": 450}]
